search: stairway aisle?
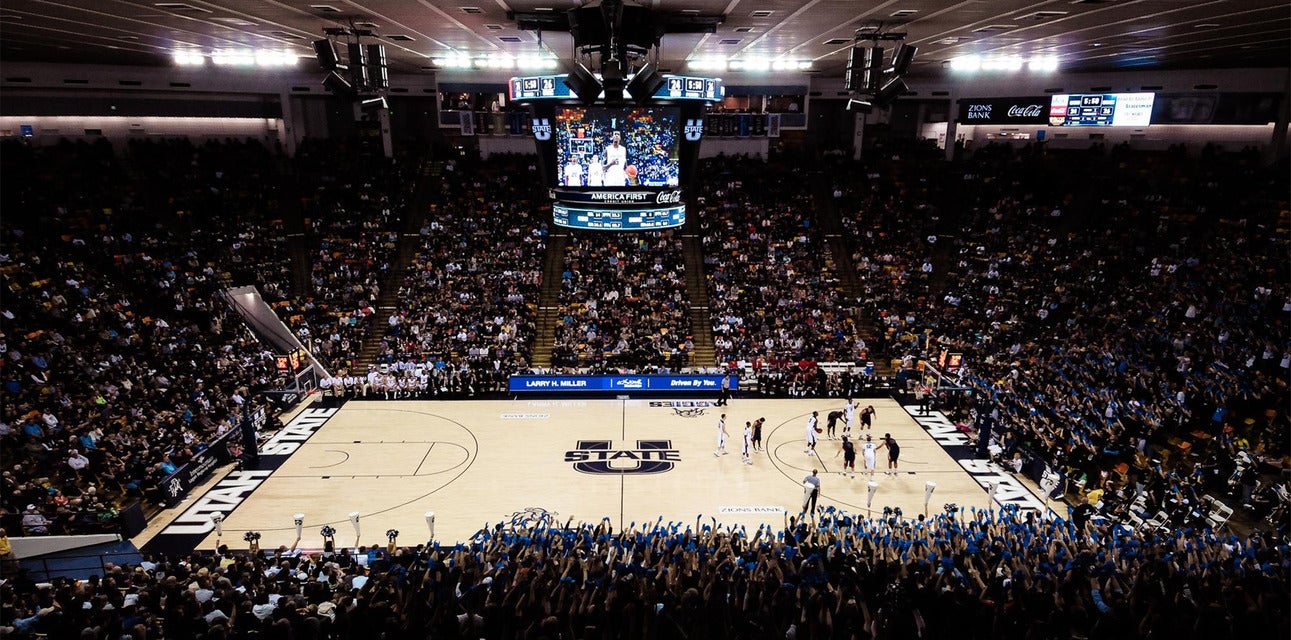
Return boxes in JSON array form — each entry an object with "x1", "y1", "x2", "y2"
[
  {"x1": 281, "y1": 169, "x2": 313, "y2": 297},
  {"x1": 354, "y1": 161, "x2": 436, "y2": 369},
  {"x1": 681, "y1": 205, "x2": 717, "y2": 368},
  {"x1": 527, "y1": 232, "x2": 570, "y2": 369},
  {"x1": 809, "y1": 172, "x2": 892, "y2": 375},
  {"x1": 924, "y1": 232, "x2": 957, "y2": 297}
]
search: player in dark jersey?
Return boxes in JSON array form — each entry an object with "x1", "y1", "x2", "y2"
[
  {"x1": 836, "y1": 436, "x2": 856, "y2": 478},
  {"x1": 826, "y1": 410, "x2": 843, "y2": 439},
  {"x1": 878, "y1": 433, "x2": 900, "y2": 475}
]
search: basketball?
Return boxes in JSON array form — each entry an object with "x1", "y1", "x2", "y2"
[
  {"x1": 815, "y1": 427, "x2": 823, "y2": 433},
  {"x1": 625, "y1": 164, "x2": 637, "y2": 178}
]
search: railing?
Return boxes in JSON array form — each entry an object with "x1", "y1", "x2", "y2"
[
  {"x1": 17, "y1": 551, "x2": 144, "y2": 582},
  {"x1": 438, "y1": 110, "x2": 807, "y2": 136}
]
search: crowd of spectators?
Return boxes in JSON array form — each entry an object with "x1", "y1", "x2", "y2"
[
  {"x1": 697, "y1": 156, "x2": 862, "y2": 367},
  {"x1": 273, "y1": 140, "x2": 415, "y2": 374},
  {"x1": 0, "y1": 139, "x2": 290, "y2": 536},
  {"x1": 835, "y1": 142, "x2": 1289, "y2": 530},
  {"x1": 134, "y1": 138, "x2": 296, "y2": 289},
  {"x1": 372, "y1": 154, "x2": 547, "y2": 392},
  {"x1": 3, "y1": 506, "x2": 1286, "y2": 640},
  {"x1": 553, "y1": 231, "x2": 692, "y2": 369},
  {"x1": 3, "y1": 136, "x2": 1289, "y2": 639},
  {"x1": 827, "y1": 144, "x2": 946, "y2": 361}
]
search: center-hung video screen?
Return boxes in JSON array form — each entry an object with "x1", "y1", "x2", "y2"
[{"x1": 554, "y1": 107, "x2": 680, "y2": 188}]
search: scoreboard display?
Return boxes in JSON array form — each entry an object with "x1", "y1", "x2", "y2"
[
  {"x1": 509, "y1": 72, "x2": 722, "y2": 232},
  {"x1": 660, "y1": 76, "x2": 722, "y2": 101},
  {"x1": 509, "y1": 74, "x2": 723, "y2": 102},
  {"x1": 1048, "y1": 93, "x2": 1155, "y2": 127},
  {"x1": 275, "y1": 348, "x2": 309, "y2": 374},
  {"x1": 937, "y1": 350, "x2": 964, "y2": 371},
  {"x1": 510, "y1": 75, "x2": 572, "y2": 100},
  {"x1": 553, "y1": 203, "x2": 686, "y2": 231}
]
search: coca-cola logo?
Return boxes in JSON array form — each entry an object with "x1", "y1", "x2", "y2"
[
  {"x1": 656, "y1": 190, "x2": 682, "y2": 205},
  {"x1": 963, "y1": 101, "x2": 1048, "y2": 122},
  {"x1": 1007, "y1": 104, "x2": 1044, "y2": 117}
]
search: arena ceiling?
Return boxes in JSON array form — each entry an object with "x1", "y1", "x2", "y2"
[{"x1": 0, "y1": 0, "x2": 1287, "y2": 79}]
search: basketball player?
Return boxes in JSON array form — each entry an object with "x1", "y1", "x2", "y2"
[
  {"x1": 751, "y1": 417, "x2": 764, "y2": 452},
  {"x1": 714, "y1": 414, "x2": 729, "y2": 457},
  {"x1": 586, "y1": 157, "x2": 604, "y2": 187},
  {"x1": 878, "y1": 433, "x2": 901, "y2": 474},
  {"x1": 603, "y1": 132, "x2": 627, "y2": 186},
  {"x1": 741, "y1": 422, "x2": 753, "y2": 465},
  {"x1": 861, "y1": 434, "x2": 879, "y2": 474},
  {"x1": 825, "y1": 410, "x2": 842, "y2": 440},
  {"x1": 804, "y1": 411, "x2": 819, "y2": 456},
  {"x1": 563, "y1": 158, "x2": 583, "y2": 187},
  {"x1": 861, "y1": 404, "x2": 876, "y2": 431},
  {"x1": 836, "y1": 436, "x2": 856, "y2": 478},
  {"x1": 842, "y1": 398, "x2": 856, "y2": 439}
]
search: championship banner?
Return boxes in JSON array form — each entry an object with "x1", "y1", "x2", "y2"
[{"x1": 460, "y1": 111, "x2": 475, "y2": 136}]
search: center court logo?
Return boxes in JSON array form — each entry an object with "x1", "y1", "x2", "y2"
[
  {"x1": 508, "y1": 507, "x2": 559, "y2": 529},
  {"x1": 564, "y1": 440, "x2": 679, "y2": 475},
  {"x1": 673, "y1": 408, "x2": 706, "y2": 418}
]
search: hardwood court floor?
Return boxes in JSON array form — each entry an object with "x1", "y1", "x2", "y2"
[{"x1": 152, "y1": 398, "x2": 1029, "y2": 551}]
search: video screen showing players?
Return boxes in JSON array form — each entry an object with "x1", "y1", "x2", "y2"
[{"x1": 554, "y1": 107, "x2": 680, "y2": 188}]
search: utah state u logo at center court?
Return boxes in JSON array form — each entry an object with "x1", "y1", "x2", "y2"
[{"x1": 564, "y1": 440, "x2": 680, "y2": 475}]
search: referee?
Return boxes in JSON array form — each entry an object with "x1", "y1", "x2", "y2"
[{"x1": 802, "y1": 469, "x2": 821, "y2": 513}]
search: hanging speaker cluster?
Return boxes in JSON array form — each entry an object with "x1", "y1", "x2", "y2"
[
  {"x1": 562, "y1": 62, "x2": 603, "y2": 104},
  {"x1": 845, "y1": 28, "x2": 917, "y2": 112},
  {"x1": 530, "y1": 0, "x2": 721, "y2": 105},
  {"x1": 313, "y1": 28, "x2": 389, "y2": 103},
  {"x1": 626, "y1": 62, "x2": 665, "y2": 104}
]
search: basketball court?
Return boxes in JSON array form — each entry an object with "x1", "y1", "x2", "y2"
[{"x1": 139, "y1": 398, "x2": 1053, "y2": 554}]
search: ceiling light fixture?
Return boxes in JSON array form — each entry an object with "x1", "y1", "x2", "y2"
[
  {"x1": 950, "y1": 54, "x2": 1058, "y2": 73},
  {"x1": 172, "y1": 50, "x2": 206, "y2": 66},
  {"x1": 431, "y1": 52, "x2": 473, "y2": 68},
  {"x1": 210, "y1": 49, "x2": 256, "y2": 66}
]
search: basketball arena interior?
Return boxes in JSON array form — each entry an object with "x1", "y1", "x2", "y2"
[{"x1": 0, "y1": 0, "x2": 1288, "y2": 637}]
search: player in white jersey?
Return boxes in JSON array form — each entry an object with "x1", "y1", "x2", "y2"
[
  {"x1": 741, "y1": 422, "x2": 753, "y2": 465},
  {"x1": 804, "y1": 411, "x2": 819, "y2": 456},
  {"x1": 862, "y1": 434, "x2": 878, "y2": 473},
  {"x1": 842, "y1": 398, "x2": 856, "y2": 439},
  {"x1": 714, "y1": 414, "x2": 729, "y2": 457},
  {"x1": 563, "y1": 159, "x2": 583, "y2": 186},
  {"x1": 603, "y1": 132, "x2": 628, "y2": 186}
]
